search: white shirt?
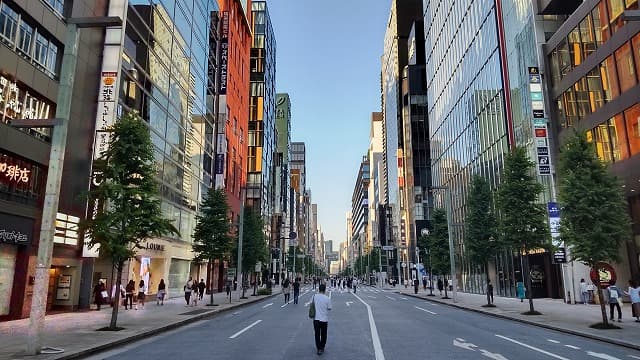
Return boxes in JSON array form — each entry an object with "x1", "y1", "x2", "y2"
[
  {"x1": 313, "y1": 293, "x2": 332, "y2": 322},
  {"x1": 580, "y1": 282, "x2": 588, "y2": 293}
]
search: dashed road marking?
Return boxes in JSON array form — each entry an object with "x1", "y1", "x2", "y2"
[
  {"x1": 547, "y1": 339, "x2": 560, "y2": 344},
  {"x1": 564, "y1": 345, "x2": 580, "y2": 350},
  {"x1": 262, "y1": 303, "x2": 273, "y2": 308},
  {"x1": 352, "y1": 293, "x2": 385, "y2": 360},
  {"x1": 587, "y1": 352, "x2": 621, "y2": 360},
  {"x1": 386, "y1": 296, "x2": 397, "y2": 301},
  {"x1": 414, "y1": 306, "x2": 437, "y2": 315},
  {"x1": 229, "y1": 320, "x2": 262, "y2": 339},
  {"x1": 496, "y1": 335, "x2": 569, "y2": 360}
]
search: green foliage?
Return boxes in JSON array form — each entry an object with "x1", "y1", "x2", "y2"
[
  {"x1": 496, "y1": 146, "x2": 549, "y2": 252},
  {"x1": 465, "y1": 175, "x2": 499, "y2": 266},
  {"x1": 239, "y1": 208, "x2": 269, "y2": 271},
  {"x1": 80, "y1": 111, "x2": 179, "y2": 266},
  {"x1": 558, "y1": 132, "x2": 630, "y2": 268},
  {"x1": 428, "y1": 208, "x2": 451, "y2": 275},
  {"x1": 192, "y1": 188, "x2": 233, "y2": 264}
]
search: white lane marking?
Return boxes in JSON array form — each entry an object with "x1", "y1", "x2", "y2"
[
  {"x1": 368, "y1": 295, "x2": 377, "y2": 299},
  {"x1": 346, "y1": 301, "x2": 353, "y2": 307},
  {"x1": 564, "y1": 345, "x2": 580, "y2": 350},
  {"x1": 400, "y1": 297, "x2": 408, "y2": 300},
  {"x1": 281, "y1": 300, "x2": 293, "y2": 308},
  {"x1": 229, "y1": 320, "x2": 262, "y2": 339},
  {"x1": 547, "y1": 339, "x2": 560, "y2": 344},
  {"x1": 232, "y1": 311, "x2": 241, "y2": 315},
  {"x1": 628, "y1": 356, "x2": 640, "y2": 359},
  {"x1": 453, "y1": 338, "x2": 477, "y2": 351},
  {"x1": 587, "y1": 352, "x2": 621, "y2": 360},
  {"x1": 329, "y1": 291, "x2": 332, "y2": 299},
  {"x1": 352, "y1": 293, "x2": 385, "y2": 360},
  {"x1": 479, "y1": 349, "x2": 509, "y2": 360},
  {"x1": 495, "y1": 335, "x2": 569, "y2": 360},
  {"x1": 414, "y1": 306, "x2": 437, "y2": 315},
  {"x1": 386, "y1": 296, "x2": 397, "y2": 301},
  {"x1": 262, "y1": 303, "x2": 273, "y2": 309}
]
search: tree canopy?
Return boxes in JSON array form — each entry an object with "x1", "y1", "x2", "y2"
[
  {"x1": 428, "y1": 208, "x2": 451, "y2": 276},
  {"x1": 192, "y1": 187, "x2": 234, "y2": 264},
  {"x1": 465, "y1": 175, "x2": 499, "y2": 267}
]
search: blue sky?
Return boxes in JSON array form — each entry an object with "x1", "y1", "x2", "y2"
[{"x1": 268, "y1": 1, "x2": 391, "y2": 248}]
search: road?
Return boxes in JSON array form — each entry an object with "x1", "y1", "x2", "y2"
[{"x1": 88, "y1": 285, "x2": 640, "y2": 360}]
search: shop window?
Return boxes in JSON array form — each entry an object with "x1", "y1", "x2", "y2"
[
  {"x1": 592, "y1": 3, "x2": 610, "y2": 45},
  {"x1": 615, "y1": 43, "x2": 637, "y2": 92},
  {"x1": 600, "y1": 55, "x2": 620, "y2": 100},
  {"x1": 625, "y1": 103, "x2": 640, "y2": 156}
]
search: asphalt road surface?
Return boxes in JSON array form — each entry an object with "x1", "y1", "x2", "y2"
[{"x1": 87, "y1": 285, "x2": 640, "y2": 360}]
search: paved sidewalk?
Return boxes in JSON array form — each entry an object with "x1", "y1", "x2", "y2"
[
  {"x1": 398, "y1": 288, "x2": 640, "y2": 350},
  {"x1": 1, "y1": 286, "x2": 280, "y2": 360}
]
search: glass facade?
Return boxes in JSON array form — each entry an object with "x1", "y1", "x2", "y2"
[
  {"x1": 121, "y1": 0, "x2": 219, "y2": 243},
  {"x1": 247, "y1": 1, "x2": 276, "y2": 224}
]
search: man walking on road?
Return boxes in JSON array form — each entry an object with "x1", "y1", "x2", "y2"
[
  {"x1": 312, "y1": 283, "x2": 332, "y2": 355},
  {"x1": 293, "y1": 278, "x2": 301, "y2": 304}
]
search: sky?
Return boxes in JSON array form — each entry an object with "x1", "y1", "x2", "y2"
[{"x1": 267, "y1": 1, "x2": 391, "y2": 249}]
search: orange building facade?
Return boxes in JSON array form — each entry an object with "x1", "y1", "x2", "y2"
[{"x1": 215, "y1": 0, "x2": 252, "y2": 220}]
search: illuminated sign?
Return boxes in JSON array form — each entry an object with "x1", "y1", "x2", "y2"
[
  {"x1": 0, "y1": 76, "x2": 52, "y2": 121},
  {"x1": 219, "y1": 11, "x2": 229, "y2": 95},
  {"x1": 0, "y1": 162, "x2": 30, "y2": 183}
]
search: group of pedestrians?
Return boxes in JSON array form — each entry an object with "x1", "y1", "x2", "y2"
[
  {"x1": 281, "y1": 277, "x2": 302, "y2": 304},
  {"x1": 183, "y1": 277, "x2": 206, "y2": 306},
  {"x1": 92, "y1": 278, "x2": 165, "y2": 311}
]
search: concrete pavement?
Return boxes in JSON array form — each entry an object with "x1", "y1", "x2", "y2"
[
  {"x1": 84, "y1": 285, "x2": 640, "y2": 360},
  {"x1": 397, "y1": 287, "x2": 640, "y2": 350},
  {"x1": 0, "y1": 286, "x2": 279, "y2": 360}
]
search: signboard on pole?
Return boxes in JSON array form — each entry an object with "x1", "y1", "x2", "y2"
[
  {"x1": 227, "y1": 268, "x2": 236, "y2": 280},
  {"x1": 529, "y1": 67, "x2": 551, "y2": 176}
]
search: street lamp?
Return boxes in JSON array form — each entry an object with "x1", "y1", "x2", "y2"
[
  {"x1": 421, "y1": 228, "x2": 435, "y2": 297},
  {"x1": 429, "y1": 186, "x2": 457, "y2": 303},
  {"x1": 17, "y1": 15, "x2": 122, "y2": 356}
]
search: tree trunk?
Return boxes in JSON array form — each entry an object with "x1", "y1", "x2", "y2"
[
  {"x1": 209, "y1": 257, "x2": 216, "y2": 306},
  {"x1": 109, "y1": 261, "x2": 124, "y2": 329},
  {"x1": 595, "y1": 277, "x2": 609, "y2": 326},
  {"x1": 522, "y1": 253, "x2": 536, "y2": 313},
  {"x1": 443, "y1": 274, "x2": 449, "y2": 299}
]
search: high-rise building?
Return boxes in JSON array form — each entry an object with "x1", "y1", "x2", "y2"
[
  {"x1": 290, "y1": 142, "x2": 306, "y2": 252},
  {"x1": 0, "y1": 0, "x2": 107, "y2": 320},
  {"x1": 247, "y1": 1, "x2": 276, "y2": 227},
  {"x1": 381, "y1": 0, "x2": 422, "y2": 284},
  {"x1": 544, "y1": 0, "x2": 640, "y2": 294},
  {"x1": 351, "y1": 156, "x2": 370, "y2": 270},
  {"x1": 274, "y1": 93, "x2": 292, "y2": 282}
]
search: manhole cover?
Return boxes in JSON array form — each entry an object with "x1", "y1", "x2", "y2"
[{"x1": 180, "y1": 309, "x2": 211, "y2": 316}]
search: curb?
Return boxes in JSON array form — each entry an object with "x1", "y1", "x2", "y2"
[
  {"x1": 51, "y1": 292, "x2": 280, "y2": 360},
  {"x1": 398, "y1": 291, "x2": 640, "y2": 352}
]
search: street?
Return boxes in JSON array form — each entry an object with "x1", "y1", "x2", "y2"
[{"x1": 87, "y1": 286, "x2": 640, "y2": 360}]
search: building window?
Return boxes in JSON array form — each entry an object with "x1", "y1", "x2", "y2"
[
  {"x1": 579, "y1": 14, "x2": 597, "y2": 58},
  {"x1": 44, "y1": 0, "x2": 65, "y2": 16},
  {"x1": 609, "y1": 114, "x2": 629, "y2": 161},
  {"x1": 54, "y1": 213, "x2": 79, "y2": 246},
  {"x1": 0, "y1": 2, "x2": 18, "y2": 44},
  {"x1": 600, "y1": 55, "x2": 620, "y2": 100},
  {"x1": 592, "y1": 3, "x2": 609, "y2": 45},
  {"x1": 615, "y1": 43, "x2": 637, "y2": 92},
  {"x1": 17, "y1": 20, "x2": 33, "y2": 55},
  {"x1": 607, "y1": 0, "x2": 626, "y2": 33},
  {"x1": 625, "y1": 103, "x2": 640, "y2": 156},
  {"x1": 585, "y1": 67, "x2": 605, "y2": 111}
]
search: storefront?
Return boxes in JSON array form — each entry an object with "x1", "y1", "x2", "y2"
[{"x1": 0, "y1": 212, "x2": 34, "y2": 320}]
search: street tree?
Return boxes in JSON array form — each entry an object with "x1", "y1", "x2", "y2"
[
  {"x1": 465, "y1": 175, "x2": 499, "y2": 306},
  {"x1": 428, "y1": 208, "x2": 451, "y2": 298},
  {"x1": 80, "y1": 112, "x2": 179, "y2": 330},
  {"x1": 192, "y1": 187, "x2": 234, "y2": 306},
  {"x1": 497, "y1": 146, "x2": 549, "y2": 315},
  {"x1": 237, "y1": 208, "x2": 269, "y2": 293},
  {"x1": 558, "y1": 132, "x2": 631, "y2": 328}
]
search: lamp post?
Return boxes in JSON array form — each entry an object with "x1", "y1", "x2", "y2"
[
  {"x1": 236, "y1": 188, "x2": 246, "y2": 300},
  {"x1": 17, "y1": 15, "x2": 122, "y2": 356},
  {"x1": 421, "y1": 228, "x2": 435, "y2": 296}
]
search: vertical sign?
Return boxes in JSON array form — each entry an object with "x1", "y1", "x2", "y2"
[
  {"x1": 529, "y1": 67, "x2": 551, "y2": 176},
  {"x1": 219, "y1": 11, "x2": 229, "y2": 95},
  {"x1": 548, "y1": 202, "x2": 566, "y2": 263}
]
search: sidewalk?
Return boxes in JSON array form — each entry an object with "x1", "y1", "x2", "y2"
[
  {"x1": 0, "y1": 286, "x2": 280, "y2": 360},
  {"x1": 398, "y1": 288, "x2": 640, "y2": 350}
]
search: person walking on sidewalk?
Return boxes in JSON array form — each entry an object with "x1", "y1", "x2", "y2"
[
  {"x1": 184, "y1": 277, "x2": 194, "y2": 306},
  {"x1": 353, "y1": 277, "x2": 358, "y2": 294},
  {"x1": 93, "y1": 280, "x2": 106, "y2": 311},
  {"x1": 312, "y1": 283, "x2": 332, "y2": 355},
  {"x1": 282, "y1": 277, "x2": 291, "y2": 304},
  {"x1": 437, "y1": 278, "x2": 443, "y2": 296},
  {"x1": 198, "y1": 279, "x2": 206, "y2": 300},
  {"x1": 157, "y1": 279, "x2": 166, "y2": 306},
  {"x1": 625, "y1": 280, "x2": 640, "y2": 322},
  {"x1": 608, "y1": 280, "x2": 623, "y2": 322},
  {"x1": 413, "y1": 278, "x2": 419, "y2": 294},
  {"x1": 125, "y1": 280, "x2": 135, "y2": 310},
  {"x1": 191, "y1": 280, "x2": 199, "y2": 306},
  {"x1": 293, "y1": 278, "x2": 301, "y2": 304},
  {"x1": 136, "y1": 279, "x2": 146, "y2": 310},
  {"x1": 486, "y1": 280, "x2": 494, "y2": 305},
  {"x1": 580, "y1": 279, "x2": 589, "y2": 305}
]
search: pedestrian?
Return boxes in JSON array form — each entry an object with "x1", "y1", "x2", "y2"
[
  {"x1": 413, "y1": 278, "x2": 419, "y2": 294},
  {"x1": 404, "y1": 278, "x2": 409, "y2": 288},
  {"x1": 437, "y1": 278, "x2": 444, "y2": 295},
  {"x1": 311, "y1": 283, "x2": 332, "y2": 355},
  {"x1": 111, "y1": 281, "x2": 125, "y2": 307},
  {"x1": 353, "y1": 278, "x2": 358, "y2": 294},
  {"x1": 587, "y1": 282, "x2": 596, "y2": 303},
  {"x1": 486, "y1": 280, "x2": 494, "y2": 305},
  {"x1": 608, "y1": 280, "x2": 623, "y2": 322},
  {"x1": 422, "y1": 276, "x2": 427, "y2": 290},
  {"x1": 282, "y1": 277, "x2": 291, "y2": 304},
  {"x1": 157, "y1": 279, "x2": 166, "y2": 305},
  {"x1": 580, "y1": 278, "x2": 589, "y2": 305},
  {"x1": 198, "y1": 278, "x2": 206, "y2": 300},
  {"x1": 625, "y1": 280, "x2": 640, "y2": 322},
  {"x1": 293, "y1": 278, "x2": 301, "y2": 304},
  {"x1": 125, "y1": 280, "x2": 135, "y2": 310},
  {"x1": 184, "y1": 276, "x2": 194, "y2": 306},
  {"x1": 136, "y1": 279, "x2": 146, "y2": 309},
  {"x1": 93, "y1": 279, "x2": 106, "y2": 311},
  {"x1": 191, "y1": 280, "x2": 199, "y2": 306}
]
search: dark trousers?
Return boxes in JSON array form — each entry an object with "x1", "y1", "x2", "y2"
[
  {"x1": 610, "y1": 302, "x2": 622, "y2": 319},
  {"x1": 185, "y1": 291, "x2": 192, "y2": 305},
  {"x1": 313, "y1": 320, "x2": 328, "y2": 350},
  {"x1": 125, "y1": 294, "x2": 133, "y2": 309},
  {"x1": 293, "y1": 290, "x2": 300, "y2": 304},
  {"x1": 284, "y1": 293, "x2": 290, "y2": 303}
]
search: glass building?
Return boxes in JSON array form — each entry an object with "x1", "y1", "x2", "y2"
[
  {"x1": 546, "y1": 0, "x2": 640, "y2": 286},
  {"x1": 91, "y1": 0, "x2": 220, "y2": 297},
  {"x1": 247, "y1": 1, "x2": 276, "y2": 229}
]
